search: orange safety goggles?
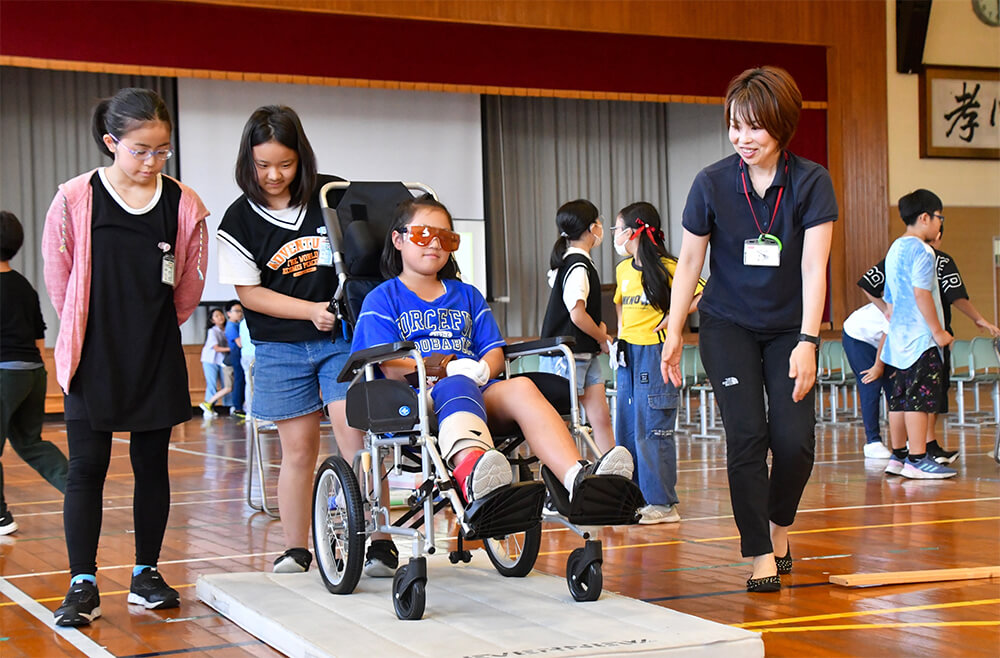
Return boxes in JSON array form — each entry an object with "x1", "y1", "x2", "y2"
[{"x1": 400, "y1": 225, "x2": 461, "y2": 252}]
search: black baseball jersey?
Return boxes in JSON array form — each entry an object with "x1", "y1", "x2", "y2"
[
  {"x1": 217, "y1": 174, "x2": 345, "y2": 342},
  {"x1": 857, "y1": 248, "x2": 969, "y2": 333}
]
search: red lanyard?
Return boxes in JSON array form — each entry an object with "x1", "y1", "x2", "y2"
[{"x1": 740, "y1": 152, "x2": 788, "y2": 235}]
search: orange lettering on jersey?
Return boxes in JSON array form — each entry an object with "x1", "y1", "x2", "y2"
[{"x1": 267, "y1": 236, "x2": 324, "y2": 270}]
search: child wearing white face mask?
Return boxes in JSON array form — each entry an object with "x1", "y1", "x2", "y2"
[
  {"x1": 612, "y1": 202, "x2": 703, "y2": 525},
  {"x1": 539, "y1": 199, "x2": 615, "y2": 455}
]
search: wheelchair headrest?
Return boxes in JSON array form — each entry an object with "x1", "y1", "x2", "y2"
[{"x1": 328, "y1": 182, "x2": 414, "y2": 278}]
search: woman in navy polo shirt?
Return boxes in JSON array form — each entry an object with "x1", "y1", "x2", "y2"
[{"x1": 661, "y1": 67, "x2": 836, "y2": 593}]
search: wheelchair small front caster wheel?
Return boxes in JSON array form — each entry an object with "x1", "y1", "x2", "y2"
[
  {"x1": 566, "y1": 546, "x2": 603, "y2": 602},
  {"x1": 392, "y1": 565, "x2": 427, "y2": 620}
]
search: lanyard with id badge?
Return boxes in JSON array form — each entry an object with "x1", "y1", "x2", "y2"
[
  {"x1": 741, "y1": 152, "x2": 787, "y2": 268},
  {"x1": 158, "y1": 242, "x2": 175, "y2": 286}
]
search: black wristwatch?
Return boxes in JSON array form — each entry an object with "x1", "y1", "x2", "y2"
[{"x1": 797, "y1": 333, "x2": 821, "y2": 346}]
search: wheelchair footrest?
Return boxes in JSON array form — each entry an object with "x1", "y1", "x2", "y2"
[
  {"x1": 541, "y1": 466, "x2": 644, "y2": 526},
  {"x1": 461, "y1": 481, "x2": 546, "y2": 541}
]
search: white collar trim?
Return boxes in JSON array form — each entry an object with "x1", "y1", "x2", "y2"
[{"x1": 98, "y1": 168, "x2": 162, "y2": 215}]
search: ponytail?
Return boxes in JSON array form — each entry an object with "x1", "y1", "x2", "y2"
[
  {"x1": 549, "y1": 199, "x2": 599, "y2": 270},
  {"x1": 549, "y1": 235, "x2": 570, "y2": 270},
  {"x1": 619, "y1": 202, "x2": 672, "y2": 313},
  {"x1": 91, "y1": 88, "x2": 172, "y2": 160}
]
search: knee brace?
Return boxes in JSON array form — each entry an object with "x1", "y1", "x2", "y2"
[{"x1": 438, "y1": 411, "x2": 493, "y2": 465}]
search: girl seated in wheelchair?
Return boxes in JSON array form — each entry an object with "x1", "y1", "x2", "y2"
[{"x1": 351, "y1": 195, "x2": 634, "y2": 503}]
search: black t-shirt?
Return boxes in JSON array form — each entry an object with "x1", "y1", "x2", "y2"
[
  {"x1": 857, "y1": 248, "x2": 968, "y2": 333},
  {"x1": 217, "y1": 174, "x2": 345, "y2": 343},
  {"x1": 0, "y1": 270, "x2": 46, "y2": 363},
  {"x1": 64, "y1": 172, "x2": 190, "y2": 431},
  {"x1": 682, "y1": 152, "x2": 838, "y2": 332}
]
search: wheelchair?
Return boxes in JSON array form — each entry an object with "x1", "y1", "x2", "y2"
[{"x1": 310, "y1": 180, "x2": 644, "y2": 620}]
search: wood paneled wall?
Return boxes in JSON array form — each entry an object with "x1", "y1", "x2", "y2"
[
  {"x1": 887, "y1": 206, "x2": 1000, "y2": 338},
  {"x1": 187, "y1": 1, "x2": 889, "y2": 324}
]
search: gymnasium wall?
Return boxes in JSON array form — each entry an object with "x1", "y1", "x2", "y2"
[{"x1": 884, "y1": 0, "x2": 1000, "y2": 331}]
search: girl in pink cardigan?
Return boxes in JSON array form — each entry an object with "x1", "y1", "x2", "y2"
[{"x1": 41, "y1": 88, "x2": 208, "y2": 627}]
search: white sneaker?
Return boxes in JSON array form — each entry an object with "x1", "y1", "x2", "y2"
[
  {"x1": 638, "y1": 504, "x2": 680, "y2": 524},
  {"x1": 863, "y1": 442, "x2": 893, "y2": 459},
  {"x1": 463, "y1": 449, "x2": 512, "y2": 502},
  {"x1": 592, "y1": 446, "x2": 634, "y2": 479},
  {"x1": 199, "y1": 402, "x2": 215, "y2": 418}
]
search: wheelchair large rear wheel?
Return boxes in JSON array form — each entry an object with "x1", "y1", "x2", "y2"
[
  {"x1": 312, "y1": 456, "x2": 365, "y2": 594},
  {"x1": 482, "y1": 523, "x2": 542, "y2": 577}
]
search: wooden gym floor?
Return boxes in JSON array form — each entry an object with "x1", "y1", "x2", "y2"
[{"x1": 1, "y1": 410, "x2": 998, "y2": 657}]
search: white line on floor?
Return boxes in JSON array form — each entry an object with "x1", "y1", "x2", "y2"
[{"x1": 0, "y1": 575, "x2": 116, "y2": 657}]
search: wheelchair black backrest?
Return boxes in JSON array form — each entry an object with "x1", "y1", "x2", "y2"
[{"x1": 323, "y1": 182, "x2": 418, "y2": 329}]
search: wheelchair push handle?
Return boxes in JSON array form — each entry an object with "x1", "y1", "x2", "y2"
[{"x1": 503, "y1": 336, "x2": 576, "y2": 359}]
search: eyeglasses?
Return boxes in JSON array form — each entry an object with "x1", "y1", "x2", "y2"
[
  {"x1": 933, "y1": 212, "x2": 945, "y2": 222},
  {"x1": 108, "y1": 134, "x2": 174, "y2": 162},
  {"x1": 610, "y1": 225, "x2": 630, "y2": 234},
  {"x1": 400, "y1": 225, "x2": 461, "y2": 252}
]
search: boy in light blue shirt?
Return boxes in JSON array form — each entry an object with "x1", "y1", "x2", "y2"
[{"x1": 879, "y1": 189, "x2": 955, "y2": 479}]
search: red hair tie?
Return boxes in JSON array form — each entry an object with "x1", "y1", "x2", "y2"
[{"x1": 632, "y1": 219, "x2": 660, "y2": 244}]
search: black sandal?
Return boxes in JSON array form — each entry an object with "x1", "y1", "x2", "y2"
[
  {"x1": 746, "y1": 575, "x2": 781, "y2": 592},
  {"x1": 775, "y1": 547, "x2": 792, "y2": 575}
]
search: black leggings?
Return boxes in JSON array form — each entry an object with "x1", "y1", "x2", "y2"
[
  {"x1": 64, "y1": 420, "x2": 172, "y2": 576},
  {"x1": 698, "y1": 313, "x2": 816, "y2": 558}
]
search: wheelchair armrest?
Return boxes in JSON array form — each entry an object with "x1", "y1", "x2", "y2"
[
  {"x1": 338, "y1": 341, "x2": 417, "y2": 382},
  {"x1": 503, "y1": 336, "x2": 576, "y2": 360}
]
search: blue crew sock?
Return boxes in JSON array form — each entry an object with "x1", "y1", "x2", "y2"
[
  {"x1": 71, "y1": 574, "x2": 96, "y2": 586},
  {"x1": 133, "y1": 564, "x2": 155, "y2": 577}
]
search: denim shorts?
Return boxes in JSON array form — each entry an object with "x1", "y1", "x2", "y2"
[
  {"x1": 251, "y1": 337, "x2": 352, "y2": 421},
  {"x1": 539, "y1": 354, "x2": 605, "y2": 395}
]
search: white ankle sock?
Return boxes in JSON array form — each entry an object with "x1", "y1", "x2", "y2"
[{"x1": 563, "y1": 462, "x2": 584, "y2": 499}]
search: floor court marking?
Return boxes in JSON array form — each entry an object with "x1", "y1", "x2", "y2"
[
  {"x1": 1, "y1": 551, "x2": 281, "y2": 581},
  {"x1": 116, "y1": 640, "x2": 262, "y2": 657},
  {"x1": 738, "y1": 597, "x2": 1000, "y2": 628},
  {"x1": 657, "y1": 546, "x2": 941, "y2": 574},
  {"x1": 7, "y1": 486, "x2": 247, "y2": 508},
  {"x1": 0, "y1": 576, "x2": 116, "y2": 657},
  {"x1": 645, "y1": 581, "x2": 831, "y2": 602},
  {"x1": 537, "y1": 515, "x2": 1000, "y2": 557},
  {"x1": 13, "y1": 498, "x2": 249, "y2": 519},
  {"x1": 759, "y1": 620, "x2": 1000, "y2": 633}
]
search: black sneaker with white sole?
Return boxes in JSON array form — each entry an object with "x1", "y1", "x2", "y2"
[
  {"x1": 363, "y1": 539, "x2": 399, "y2": 578},
  {"x1": 273, "y1": 547, "x2": 312, "y2": 573},
  {"x1": 54, "y1": 580, "x2": 101, "y2": 626},
  {"x1": 0, "y1": 509, "x2": 17, "y2": 535},
  {"x1": 128, "y1": 568, "x2": 180, "y2": 609},
  {"x1": 928, "y1": 444, "x2": 959, "y2": 464}
]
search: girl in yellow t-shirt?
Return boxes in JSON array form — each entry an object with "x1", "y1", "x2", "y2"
[{"x1": 612, "y1": 202, "x2": 702, "y2": 524}]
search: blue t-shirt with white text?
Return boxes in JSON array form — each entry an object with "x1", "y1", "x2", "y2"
[{"x1": 351, "y1": 278, "x2": 505, "y2": 360}]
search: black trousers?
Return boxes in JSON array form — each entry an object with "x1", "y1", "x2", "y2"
[
  {"x1": 698, "y1": 313, "x2": 816, "y2": 557},
  {"x1": 64, "y1": 419, "x2": 172, "y2": 577}
]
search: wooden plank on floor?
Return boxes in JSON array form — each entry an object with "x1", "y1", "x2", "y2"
[{"x1": 830, "y1": 566, "x2": 1000, "y2": 587}]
